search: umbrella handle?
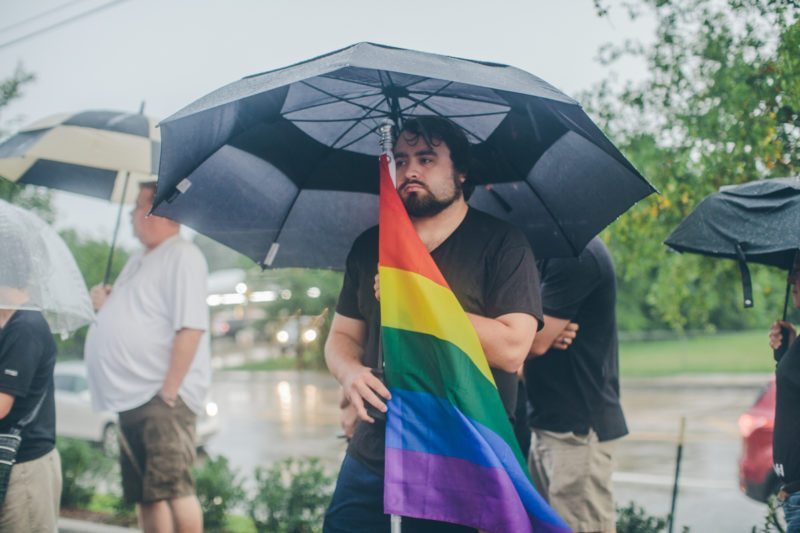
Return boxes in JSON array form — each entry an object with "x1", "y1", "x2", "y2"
[
  {"x1": 775, "y1": 326, "x2": 791, "y2": 362},
  {"x1": 775, "y1": 282, "x2": 793, "y2": 362}
]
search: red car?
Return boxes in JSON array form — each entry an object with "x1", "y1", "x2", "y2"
[{"x1": 738, "y1": 377, "x2": 779, "y2": 502}]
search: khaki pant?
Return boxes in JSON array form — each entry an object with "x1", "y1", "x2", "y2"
[
  {"x1": 529, "y1": 429, "x2": 618, "y2": 533},
  {"x1": 0, "y1": 448, "x2": 62, "y2": 533}
]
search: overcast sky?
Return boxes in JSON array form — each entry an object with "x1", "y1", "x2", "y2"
[{"x1": 0, "y1": 0, "x2": 654, "y2": 249}]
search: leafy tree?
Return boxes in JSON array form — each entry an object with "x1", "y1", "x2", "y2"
[
  {"x1": 0, "y1": 66, "x2": 53, "y2": 220},
  {"x1": 587, "y1": 0, "x2": 799, "y2": 331}
]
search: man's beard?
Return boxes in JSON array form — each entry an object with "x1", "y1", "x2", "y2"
[{"x1": 401, "y1": 175, "x2": 463, "y2": 218}]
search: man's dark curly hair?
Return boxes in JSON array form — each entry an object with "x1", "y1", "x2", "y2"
[{"x1": 398, "y1": 116, "x2": 475, "y2": 200}]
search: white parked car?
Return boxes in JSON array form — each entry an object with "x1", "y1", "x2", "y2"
[{"x1": 54, "y1": 361, "x2": 220, "y2": 455}]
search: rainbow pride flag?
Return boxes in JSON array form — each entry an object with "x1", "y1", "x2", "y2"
[{"x1": 378, "y1": 154, "x2": 570, "y2": 532}]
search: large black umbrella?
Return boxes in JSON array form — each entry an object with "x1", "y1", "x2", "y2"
[
  {"x1": 665, "y1": 176, "x2": 800, "y2": 355},
  {"x1": 665, "y1": 177, "x2": 800, "y2": 271},
  {"x1": 152, "y1": 42, "x2": 655, "y2": 269}
]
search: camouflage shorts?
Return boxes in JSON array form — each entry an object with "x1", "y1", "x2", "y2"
[{"x1": 118, "y1": 395, "x2": 197, "y2": 504}]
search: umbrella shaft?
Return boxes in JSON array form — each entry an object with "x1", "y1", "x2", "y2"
[{"x1": 104, "y1": 171, "x2": 131, "y2": 285}]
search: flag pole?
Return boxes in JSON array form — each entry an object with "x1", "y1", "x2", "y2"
[{"x1": 379, "y1": 119, "x2": 402, "y2": 533}]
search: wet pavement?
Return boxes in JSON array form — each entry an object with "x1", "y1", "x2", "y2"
[{"x1": 204, "y1": 370, "x2": 772, "y2": 532}]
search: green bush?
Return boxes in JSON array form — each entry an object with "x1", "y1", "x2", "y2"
[
  {"x1": 248, "y1": 457, "x2": 334, "y2": 533},
  {"x1": 616, "y1": 502, "x2": 669, "y2": 533},
  {"x1": 193, "y1": 454, "x2": 246, "y2": 531},
  {"x1": 57, "y1": 437, "x2": 113, "y2": 508},
  {"x1": 751, "y1": 495, "x2": 785, "y2": 533}
]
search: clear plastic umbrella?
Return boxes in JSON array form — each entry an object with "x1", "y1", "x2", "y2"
[{"x1": 0, "y1": 199, "x2": 93, "y2": 336}]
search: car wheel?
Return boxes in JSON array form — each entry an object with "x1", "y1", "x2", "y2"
[{"x1": 101, "y1": 423, "x2": 120, "y2": 457}]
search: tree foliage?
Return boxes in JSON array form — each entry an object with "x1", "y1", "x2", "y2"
[
  {"x1": 0, "y1": 66, "x2": 53, "y2": 221},
  {"x1": 588, "y1": 0, "x2": 799, "y2": 330}
]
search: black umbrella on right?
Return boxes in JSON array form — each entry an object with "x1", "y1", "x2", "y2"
[{"x1": 665, "y1": 176, "x2": 800, "y2": 356}]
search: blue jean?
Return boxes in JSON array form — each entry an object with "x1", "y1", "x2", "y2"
[
  {"x1": 784, "y1": 491, "x2": 800, "y2": 533},
  {"x1": 323, "y1": 454, "x2": 476, "y2": 533}
]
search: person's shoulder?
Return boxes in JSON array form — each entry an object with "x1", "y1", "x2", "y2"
[
  {"x1": 350, "y1": 225, "x2": 379, "y2": 253},
  {"x1": 8, "y1": 310, "x2": 49, "y2": 333},
  {"x1": 582, "y1": 237, "x2": 614, "y2": 272},
  {"x1": 467, "y1": 208, "x2": 531, "y2": 248},
  {"x1": 1, "y1": 311, "x2": 52, "y2": 349},
  {"x1": 171, "y1": 237, "x2": 208, "y2": 266}
]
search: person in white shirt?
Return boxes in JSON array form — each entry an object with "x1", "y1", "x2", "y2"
[{"x1": 85, "y1": 181, "x2": 210, "y2": 533}]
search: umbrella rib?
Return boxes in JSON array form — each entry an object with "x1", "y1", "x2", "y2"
[
  {"x1": 289, "y1": 117, "x2": 386, "y2": 123},
  {"x1": 263, "y1": 187, "x2": 303, "y2": 268},
  {"x1": 293, "y1": 80, "x2": 383, "y2": 114},
  {"x1": 407, "y1": 90, "x2": 509, "y2": 108},
  {"x1": 521, "y1": 177, "x2": 580, "y2": 256},
  {"x1": 397, "y1": 109, "x2": 509, "y2": 120},
  {"x1": 328, "y1": 95, "x2": 391, "y2": 150},
  {"x1": 398, "y1": 81, "x2": 455, "y2": 113},
  {"x1": 402, "y1": 92, "x2": 487, "y2": 143},
  {"x1": 318, "y1": 72, "x2": 432, "y2": 92},
  {"x1": 335, "y1": 123, "x2": 384, "y2": 152},
  {"x1": 282, "y1": 88, "x2": 384, "y2": 116}
]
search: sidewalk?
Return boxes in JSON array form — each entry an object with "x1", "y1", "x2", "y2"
[
  {"x1": 623, "y1": 372, "x2": 771, "y2": 390},
  {"x1": 59, "y1": 517, "x2": 139, "y2": 533}
]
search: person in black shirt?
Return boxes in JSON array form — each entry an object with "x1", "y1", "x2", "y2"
[
  {"x1": 767, "y1": 261, "x2": 800, "y2": 533},
  {"x1": 0, "y1": 245, "x2": 61, "y2": 532},
  {"x1": 524, "y1": 237, "x2": 627, "y2": 533},
  {"x1": 323, "y1": 117, "x2": 543, "y2": 533}
]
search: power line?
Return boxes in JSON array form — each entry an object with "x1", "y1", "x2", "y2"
[
  {"x1": 0, "y1": 0, "x2": 131, "y2": 51},
  {"x1": 0, "y1": 0, "x2": 89, "y2": 35}
]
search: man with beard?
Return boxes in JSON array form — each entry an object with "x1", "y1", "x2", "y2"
[{"x1": 323, "y1": 116, "x2": 543, "y2": 532}]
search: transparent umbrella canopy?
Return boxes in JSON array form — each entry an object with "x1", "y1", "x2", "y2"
[{"x1": 0, "y1": 199, "x2": 93, "y2": 336}]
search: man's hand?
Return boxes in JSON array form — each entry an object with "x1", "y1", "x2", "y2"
[
  {"x1": 769, "y1": 320, "x2": 796, "y2": 350},
  {"x1": 374, "y1": 272, "x2": 380, "y2": 301},
  {"x1": 552, "y1": 322, "x2": 579, "y2": 351},
  {"x1": 341, "y1": 363, "x2": 390, "y2": 424},
  {"x1": 339, "y1": 391, "x2": 358, "y2": 439},
  {"x1": 158, "y1": 388, "x2": 178, "y2": 408},
  {"x1": 90, "y1": 284, "x2": 112, "y2": 311}
]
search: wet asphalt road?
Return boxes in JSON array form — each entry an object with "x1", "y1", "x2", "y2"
[{"x1": 204, "y1": 370, "x2": 771, "y2": 532}]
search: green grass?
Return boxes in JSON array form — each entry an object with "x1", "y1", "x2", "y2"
[
  {"x1": 226, "y1": 355, "x2": 297, "y2": 371},
  {"x1": 226, "y1": 331, "x2": 776, "y2": 377},
  {"x1": 620, "y1": 330, "x2": 775, "y2": 377},
  {"x1": 225, "y1": 514, "x2": 257, "y2": 533},
  {"x1": 226, "y1": 354, "x2": 326, "y2": 372}
]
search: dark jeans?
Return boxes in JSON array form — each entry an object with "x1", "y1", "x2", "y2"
[
  {"x1": 784, "y1": 491, "x2": 800, "y2": 533},
  {"x1": 323, "y1": 454, "x2": 477, "y2": 533}
]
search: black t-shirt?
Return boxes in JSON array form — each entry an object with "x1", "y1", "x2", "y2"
[
  {"x1": 524, "y1": 237, "x2": 628, "y2": 442},
  {"x1": 336, "y1": 208, "x2": 543, "y2": 473},
  {"x1": 774, "y1": 337, "x2": 800, "y2": 484},
  {"x1": 0, "y1": 310, "x2": 57, "y2": 463}
]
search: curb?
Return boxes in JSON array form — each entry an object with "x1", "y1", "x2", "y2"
[
  {"x1": 622, "y1": 373, "x2": 772, "y2": 390},
  {"x1": 59, "y1": 517, "x2": 139, "y2": 533}
]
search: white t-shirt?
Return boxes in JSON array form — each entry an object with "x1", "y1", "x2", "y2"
[{"x1": 85, "y1": 235, "x2": 211, "y2": 415}]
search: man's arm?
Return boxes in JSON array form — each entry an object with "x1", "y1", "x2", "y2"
[
  {"x1": 325, "y1": 313, "x2": 390, "y2": 424},
  {"x1": 467, "y1": 312, "x2": 538, "y2": 373},
  {"x1": 159, "y1": 328, "x2": 204, "y2": 406},
  {"x1": 0, "y1": 392, "x2": 14, "y2": 419},
  {"x1": 530, "y1": 316, "x2": 578, "y2": 356}
]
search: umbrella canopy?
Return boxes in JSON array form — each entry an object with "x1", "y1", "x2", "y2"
[
  {"x1": 0, "y1": 199, "x2": 94, "y2": 336},
  {"x1": 153, "y1": 42, "x2": 655, "y2": 269},
  {"x1": 0, "y1": 109, "x2": 160, "y2": 203},
  {"x1": 665, "y1": 177, "x2": 800, "y2": 270}
]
